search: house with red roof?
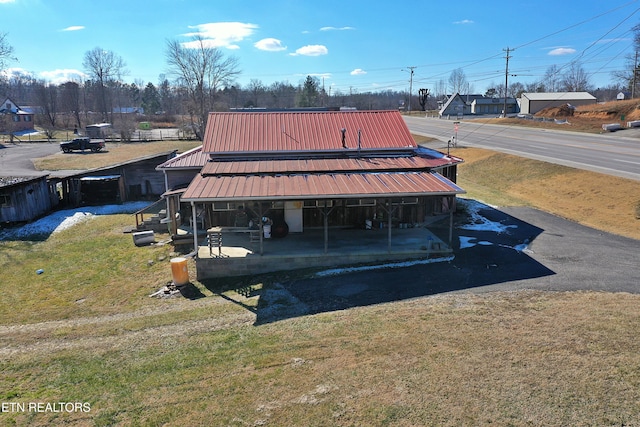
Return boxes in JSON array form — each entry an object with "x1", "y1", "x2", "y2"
[{"x1": 157, "y1": 110, "x2": 465, "y2": 279}]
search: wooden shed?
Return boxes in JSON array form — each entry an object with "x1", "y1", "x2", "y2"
[{"x1": 0, "y1": 175, "x2": 56, "y2": 224}]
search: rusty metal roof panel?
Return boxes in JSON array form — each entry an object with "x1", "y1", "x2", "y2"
[
  {"x1": 182, "y1": 171, "x2": 464, "y2": 202},
  {"x1": 201, "y1": 154, "x2": 459, "y2": 175},
  {"x1": 156, "y1": 145, "x2": 207, "y2": 170},
  {"x1": 202, "y1": 110, "x2": 417, "y2": 154}
]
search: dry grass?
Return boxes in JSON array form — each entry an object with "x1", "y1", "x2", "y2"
[
  {"x1": 451, "y1": 146, "x2": 640, "y2": 240},
  {"x1": 471, "y1": 98, "x2": 640, "y2": 133},
  {"x1": 2, "y1": 287, "x2": 639, "y2": 426},
  {"x1": 32, "y1": 140, "x2": 201, "y2": 171}
]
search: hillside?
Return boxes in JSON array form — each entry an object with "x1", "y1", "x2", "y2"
[
  {"x1": 474, "y1": 98, "x2": 640, "y2": 133},
  {"x1": 537, "y1": 98, "x2": 640, "y2": 121}
]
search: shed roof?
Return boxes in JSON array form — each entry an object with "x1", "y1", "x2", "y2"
[
  {"x1": 202, "y1": 110, "x2": 417, "y2": 154},
  {"x1": 521, "y1": 92, "x2": 596, "y2": 101},
  {"x1": 156, "y1": 145, "x2": 206, "y2": 170}
]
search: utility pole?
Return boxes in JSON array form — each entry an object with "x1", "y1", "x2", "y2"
[
  {"x1": 503, "y1": 47, "x2": 512, "y2": 118},
  {"x1": 633, "y1": 51, "x2": 638, "y2": 99},
  {"x1": 403, "y1": 66, "x2": 416, "y2": 112}
]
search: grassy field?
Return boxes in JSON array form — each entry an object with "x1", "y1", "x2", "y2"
[
  {"x1": 33, "y1": 140, "x2": 201, "y2": 171},
  {"x1": 1, "y1": 139, "x2": 639, "y2": 426}
]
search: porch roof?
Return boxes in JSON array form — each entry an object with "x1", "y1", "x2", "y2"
[
  {"x1": 181, "y1": 170, "x2": 465, "y2": 202},
  {"x1": 201, "y1": 152, "x2": 461, "y2": 175}
]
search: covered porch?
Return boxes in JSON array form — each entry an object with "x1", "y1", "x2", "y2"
[{"x1": 194, "y1": 221, "x2": 453, "y2": 279}]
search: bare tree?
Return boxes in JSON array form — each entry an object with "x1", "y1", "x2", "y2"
[
  {"x1": 246, "y1": 79, "x2": 265, "y2": 107},
  {"x1": 269, "y1": 81, "x2": 297, "y2": 109},
  {"x1": 418, "y1": 88, "x2": 429, "y2": 111},
  {"x1": 59, "y1": 81, "x2": 82, "y2": 129},
  {"x1": 83, "y1": 47, "x2": 127, "y2": 122},
  {"x1": 34, "y1": 81, "x2": 58, "y2": 127},
  {"x1": 0, "y1": 32, "x2": 16, "y2": 70},
  {"x1": 508, "y1": 81, "x2": 525, "y2": 98},
  {"x1": 543, "y1": 65, "x2": 562, "y2": 92},
  {"x1": 165, "y1": 36, "x2": 240, "y2": 140},
  {"x1": 561, "y1": 62, "x2": 592, "y2": 92},
  {"x1": 448, "y1": 68, "x2": 468, "y2": 94}
]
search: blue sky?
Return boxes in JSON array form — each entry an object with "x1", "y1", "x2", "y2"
[{"x1": 1, "y1": 0, "x2": 639, "y2": 95}]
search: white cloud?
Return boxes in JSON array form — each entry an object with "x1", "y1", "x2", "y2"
[
  {"x1": 2, "y1": 68, "x2": 86, "y2": 85},
  {"x1": 290, "y1": 45, "x2": 328, "y2": 56},
  {"x1": 39, "y1": 69, "x2": 87, "y2": 84},
  {"x1": 454, "y1": 19, "x2": 474, "y2": 25},
  {"x1": 350, "y1": 68, "x2": 367, "y2": 75},
  {"x1": 0, "y1": 0, "x2": 16, "y2": 3},
  {"x1": 182, "y1": 22, "x2": 258, "y2": 49},
  {"x1": 548, "y1": 47, "x2": 576, "y2": 56},
  {"x1": 320, "y1": 26, "x2": 355, "y2": 31},
  {"x1": 254, "y1": 38, "x2": 287, "y2": 52},
  {"x1": 62, "y1": 26, "x2": 85, "y2": 32},
  {"x1": 0, "y1": 68, "x2": 30, "y2": 79}
]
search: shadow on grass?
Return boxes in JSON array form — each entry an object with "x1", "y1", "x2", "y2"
[
  {"x1": 202, "y1": 204, "x2": 556, "y2": 326},
  {"x1": 178, "y1": 282, "x2": 207, "y2": 300}
]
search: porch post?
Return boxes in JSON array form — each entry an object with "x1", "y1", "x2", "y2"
[
  {"x1": 191, "y1": 202, "x2": 198, "y2": 258},
  {"x1": 258, "y1": 202, "x2": 264, "y2": 256},
  {"x1": 387, "y1": 199, "x2": 392, "y2": 253},
  {"x1": 448, "y1": 197, "x2": 454, "y2": 246},
  {"x1": 324, "y1": 204, "x2": 329, "y2": 254}
]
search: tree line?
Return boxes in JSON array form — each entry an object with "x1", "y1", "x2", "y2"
[{"x1": 2, "y1": 29, "x2": 640, "y2": 140}]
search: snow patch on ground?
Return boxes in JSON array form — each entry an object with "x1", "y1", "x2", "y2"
[
  {"x1": 459, "y1": 236, "x2": 532, "y2": 253},
  {"x1": 314, "y1": 256, "x2": 455, "y2": 277},
  {"x1": 0, "y1": 201, "x2": 150, "y2": 241},
  {"x1": 459, "y1": 199, "x2": 517, "y2": 233}
]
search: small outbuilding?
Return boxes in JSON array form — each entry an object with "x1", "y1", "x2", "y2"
[
  {"x1": 519, "y1": 92, "x2": 597, "y2": 115},
  {"x1": 0, "y1": 175, "x2": 57, "y2": 224}
]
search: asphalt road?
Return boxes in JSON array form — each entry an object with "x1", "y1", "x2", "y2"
[
  {"x1": 257, "y1": 205, "x2": 640, "y2": 324},
  {"x1": 0, "y1": 141, "x2": 61, "y2": 176},
  {"x1": 404, "y1": 116, "x2": 640, "y2": 181}
]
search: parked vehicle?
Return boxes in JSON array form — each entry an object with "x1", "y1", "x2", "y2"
[{"x1": 60, "y1": 137, "x2": 105, "y2": 153}]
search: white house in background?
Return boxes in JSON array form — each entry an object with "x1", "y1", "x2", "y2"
[
  {"x1": 617, "y1": 92, "x2": 631, "y2": 101},
  {"x1": 519, "y1": 92, "x2": 597, "y2": 115},
  {"x1": 0, "y1": 97, "x2": 35, "y2": 133}
]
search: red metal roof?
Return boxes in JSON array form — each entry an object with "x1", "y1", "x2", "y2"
[
  {"x1": 202, "y1": 110, "x2": 417, "y2": 154},
  {"x1": 182, "y1": 171, "x2": 464, "y2": 202},
  {"x1": 156, "y1": 145, "x2": 206, "y2": 170},
  {"x1": 201, "y1": 155, "x2": 458, "y2": 175}
]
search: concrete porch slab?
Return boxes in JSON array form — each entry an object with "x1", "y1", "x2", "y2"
[{"x1": 195, "y1": 227, "x2": 450, "y2": 279}]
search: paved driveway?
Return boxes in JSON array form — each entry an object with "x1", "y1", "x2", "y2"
[
  {"x1": 0, "y1": 141, "x2": 61, "y2": 176},
  {"x1": 254, "y1": 203, "x2": 640, "y2": 324}
]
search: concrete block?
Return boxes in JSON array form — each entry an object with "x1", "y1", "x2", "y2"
[{"x1": 602, "y1": 123, "x2": 623, "y2": 131}]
